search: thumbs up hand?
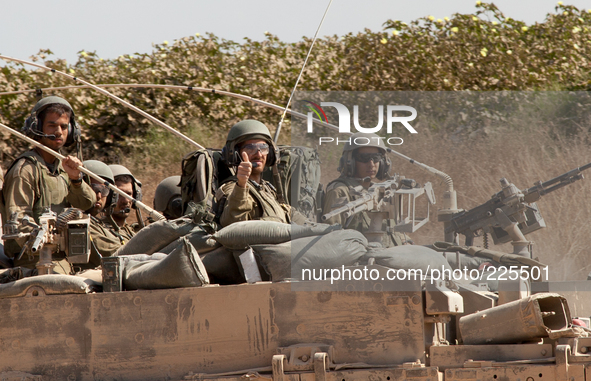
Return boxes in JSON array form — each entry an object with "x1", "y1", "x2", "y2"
[{"x1": 236, "y1": 151, "x2": 252, "y2": 188}]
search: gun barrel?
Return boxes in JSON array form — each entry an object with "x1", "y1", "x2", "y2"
[
  {"x1": 321, "y1": 193, "x2": 374, "y2": 221},
  {"x1": 537, "y1": 162, "x2": 591, "y2": 190},
  {"x1": 524, "y1": 162, "x2": 591, "y2": 202},
  {"x1": 322, "y1": 203, "x2": 356, "y2": 221},
  {"x1": 30, "y1": 229, "x2": 46, "y2": 253}
]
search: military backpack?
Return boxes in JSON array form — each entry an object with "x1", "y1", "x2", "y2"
[
  {"x1": 262, "y1": 146, "x2": 323, "y2": 222},
  {"x1": 179, "y1": 149, "x2": 233, "y2": 227}
]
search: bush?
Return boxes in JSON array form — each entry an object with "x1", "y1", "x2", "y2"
[{"x1": 0, "y1": 2, "x2": 589, "y2": 164}]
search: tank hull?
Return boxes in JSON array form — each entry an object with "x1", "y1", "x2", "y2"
[{"x1": 0, "y1": 279, "x2": 426, "y2": 381}]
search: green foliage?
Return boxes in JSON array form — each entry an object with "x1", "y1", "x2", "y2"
[{"x1": 0, "y1": 2, "x2": 590, "y2": 163}]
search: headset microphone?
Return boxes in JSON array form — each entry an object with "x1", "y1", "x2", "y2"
[{"x1": 29, "y1": 130, "x2": 57, "y2": 140}]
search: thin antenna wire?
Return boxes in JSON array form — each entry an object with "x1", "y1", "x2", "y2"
[{"x1": 273, "y1": 0, "x2": 333, "y2": 143}]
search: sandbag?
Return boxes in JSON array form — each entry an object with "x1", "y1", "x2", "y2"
[
  {"x1": 75, "y1": 268, "x2": 103, "y2": 283},
  {"x1": 114, "y1": 217, "x2": 196, "y2": 256},
  {"x1": 123, "y1": 238, "x2": 209, "y2": 290},
  {"x1": 159, "y1": 226, "x2": 220, "y2": 255},
  {"x1": 213, "y1": 221, "x2": 340, "y2": 250},
  {"x1": 443, "y1": 252, "x2": 491, "y2": 270},
  {"x1": 252, "y1": 229, "x2": 368, "y2": 281},
  {"x1": 0, "y1": 275, "x2": 90, "y2": 299},
  {"x1": 74, "y1": 269, "x2": 103, "y2": 291},
  {"x1": 118, "y1": 253, "x2": 167, "y2": 265},
  {"x1": 364, "y1": 245, "x2": 452, "y2": 273},
  {"x1": 200, "y1": 246, "x2": 245, "y2": 285}
]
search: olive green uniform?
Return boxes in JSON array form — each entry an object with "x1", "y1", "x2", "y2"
[
  {"x1": 217, "y1": 178, "x2": 306, "y2": 227},
  {"x1": 1, "y1": 150, "x2": 96, "y2": 268},
  {"x1": 103, "y1": 215, "x2": 138, "y2": 241},
  {"x1": 323, "y1": 177, "x2": 407, "y2": 247},
  {"x1": 117, "y1": 224, "x2": 137, "y2": 242},
  {"x1": 105, "y1": 220, "x2": 137, "y2": 242},
  {"x1": 84, "y1": 216, "x2": 124, "y2": 269},
  {"x1": 85, "y1": 217, "x2": 139, "y2": 268}
]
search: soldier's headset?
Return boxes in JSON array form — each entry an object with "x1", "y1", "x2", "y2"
[
  {"x1": 115, "y1": 176, "x2": 142, "y2": 213},
  {"x1": 131, "y1": 178, "x2": 143, "y2": 203},
  {"x1": 22, "y1": 96, "x2": 81, "y2": 147},
  {"x1": 338, "y1": 149, "x2": 392, "y2": 181},
  {"x1": 109, "y1": 165, "x2": 143, "y2": 205},
  {"x1": 105, "y1": 187, "x2": 119, "y2": 211}
]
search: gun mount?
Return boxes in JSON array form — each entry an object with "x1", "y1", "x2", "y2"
[
  {"x1": 446, "y1": 162, "x2": 591, "y2": 257},
  {"x1": 322, "y1": 177, "x2": 436, "y2": 245},
  {"x1": 2, "y1": 209, "x2": 91, "y2": 273}
]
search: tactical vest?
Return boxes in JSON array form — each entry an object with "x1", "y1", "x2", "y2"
[
  {"x1": 1, "y1": 151, "x2": 70, "y2": 225},
  {"x1": 84, "y1": 215, "x2": 125, "y2": 269},
  {"x1": 217, "y1": 177, "x2": 291, "y2": 224},
  {"x1": 1, "y1": 151, "x2": 71, "y2": 258},
  {"x1": 326, "y1": 176, "x2": 361, "y2": 192}
]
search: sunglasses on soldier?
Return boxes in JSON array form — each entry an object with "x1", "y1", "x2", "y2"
[
  {"x1": 354, "y1": 152, "x2": 384, "y2": 163},
  {"x1": 241, "y1": 142, "x2": 269, "y2": 155},
  {"x1": 91, "y1": 183, "x2": 110, "y2": 196}
]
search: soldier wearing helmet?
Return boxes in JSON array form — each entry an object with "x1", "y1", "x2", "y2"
[
  {"x1": 154, "y1": 176, "x2": 183, "y2": 220},
  {"x1": 106, "y1": 164, "x2": 143, "y2": 241},
  {"x1": 1, "y1": 96, "x2": 96, "y2": 270},
  {"x1": 323, "y1": 132, "x2": 410, "y2": 247},
  {"x1": 216, "y1": 119, "x2": 306, "y2": 227},
  {"x1": 81, "y1": 160, "x2": 126, "y2": 269}
]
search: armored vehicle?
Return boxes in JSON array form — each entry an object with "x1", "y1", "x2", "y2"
[
  {"x1": 1, "y1": 148, "x2": 591, "y2": 381},
  {"x1": 1, "y1": 60, "x2": 591, "y2": 381}
]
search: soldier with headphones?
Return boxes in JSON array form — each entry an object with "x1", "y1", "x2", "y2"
[
  {"x1": 154, "y1": 176, "x2": 183, "y2": 220},
  {"x1": 216, "y1": 119, "x2": 306, "y2": 227},
  {"x1": 81, "y1": 160, "x2": 125, "y2": 269},
  {"x1": 323, "y1": 132, "x2": 410, "y2": 247},
  {"x1": 1, "y1": 96, "x2": 96, "y2": 271},
  {"x1": 106, "y1": 164, "x2": 143, "y2": 240}
]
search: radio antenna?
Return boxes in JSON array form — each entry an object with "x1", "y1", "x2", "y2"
[{"x1": 273, "y1": 0, "x2": 333, "y2": 143}]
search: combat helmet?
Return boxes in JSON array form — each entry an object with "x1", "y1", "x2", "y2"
[
  {"x1": 83, "y1": 160, "x2": 116, "y2": 209},
  {"x1": 221, "y1": 120, "x2": 279, "y2": 167},
  {"x1": 108, "y1": 164, "x2": 142, "y2": 201},
  {"x1": 154, "y1": 176, "x2": 183, "y2": 220},
  {"x1": 22, "y1": 96, "x2": 81, "y2": 147},
  {"x1": 83, "y1": 160, "x2": 114, "y2": 184},
  {"x1": 338, "y1": 132, "x2": 391, "y2": 180}
]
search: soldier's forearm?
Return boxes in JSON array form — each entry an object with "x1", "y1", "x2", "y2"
[{"x1": 67, "y1": 181, "x2": 96, "y2": 211}]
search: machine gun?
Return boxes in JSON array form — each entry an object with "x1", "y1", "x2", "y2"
[
  {"x1": 2, "y1": 208, "x2": 91, "y2": 274},
  {"x1": 446, "y1": 162, "x2": 591, "y2": 256},
  {"x1": 321, "y1": 177, "x2": 435, "y2": 245}
]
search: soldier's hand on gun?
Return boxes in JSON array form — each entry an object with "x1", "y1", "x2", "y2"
[
  {"x1": 236, "y1": 152, "x2": 252, "y2": 188},
  {"x1": 63, "y1": 155, "x2": 83, "y2": 182}
]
